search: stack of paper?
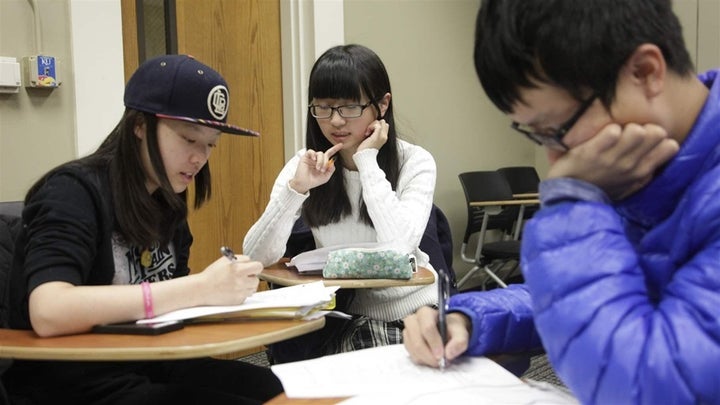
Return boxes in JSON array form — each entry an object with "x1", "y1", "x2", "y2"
[
  {"x1": 137, "y1": 281, "x2": 339, "y2": 324},
  {"x1": 271, "y1": 344, "x2": 578, "y2": 404}
]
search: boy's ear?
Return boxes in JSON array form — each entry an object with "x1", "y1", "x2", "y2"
[{"x1": 625, "y1": 43, "x2": 666, "y2": 98}]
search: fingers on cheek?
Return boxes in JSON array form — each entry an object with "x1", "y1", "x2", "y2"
[
  {"x1": 665, "y1": 139, "x2": 680, "y2": 155},
  {"x1": 645, "y1": 123, "x2": 669, "y2": 139},
  {"x1": 620, "y1": 123, "x2": 649, "y2": 148},
  {"x1": 596, "y1": 124, "x2": 622, "y2": 150},
  {"x1": 546, "y1": 150, "x2": 561, "y2": 164}
]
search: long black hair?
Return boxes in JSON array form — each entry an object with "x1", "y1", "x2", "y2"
[
  {"x1": 302, "y1": 44, "x2": 400, "y2": 227},
  {"x1": 26, "y1": 109, "x2": 211, "y2": 248}
]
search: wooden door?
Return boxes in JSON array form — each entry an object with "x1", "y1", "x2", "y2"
[{"x1": 121, "y1": 0, "x2": 285, "y2": 273}]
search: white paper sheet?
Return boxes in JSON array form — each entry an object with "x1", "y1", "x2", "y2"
[
  {"x1": 271, "y1": 344, "x2": 578, "y2": 403},
  {"x1": 338, "y1": 380, "x2": 578, "y2": 404}
]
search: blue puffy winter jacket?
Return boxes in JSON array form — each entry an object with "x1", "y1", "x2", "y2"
[{"x1": 450, "y1": 70, "x2": 720, "y2": 404}]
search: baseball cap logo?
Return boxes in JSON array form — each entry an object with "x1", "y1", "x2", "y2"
[{"x1": 207, "y1": 85, "x2": 229, "y2": 120}]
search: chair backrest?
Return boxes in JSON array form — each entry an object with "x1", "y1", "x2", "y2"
[
  {"x1": 418, "y1": 204, "x2": 457, "y2": 293},
  {"x1": 283, "y1": 217, "x2": 315, "y2": 258},
  {"x1": 496, "y1": 166, "x2": 540, "y2": 194},
  {"x1": 0, "y1": 201, "x2": 23, "y2": 219},
  {"x1": 0, "y1": 203, "x2": 23, "y2": 404},
  {"x1": 0, "y1": 203, "x2": 23, "y2": 328},
  {"x1": 458, "y1": 171, "x2": 516, "y2": 243}
]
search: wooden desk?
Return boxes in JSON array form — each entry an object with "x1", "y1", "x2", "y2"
[
  {"x1": 469, "y1": 198, "x2": 539, "y2": 207},
  {"x1": 0, "y1": 318, "x2": 325, "y2": 361},
  {"x1": 260, "y1": 260, "x2": 435, "y2": 288},
  {"x1": 470, "y1": 198, "x2": 540, "y2": 240},
  {"x1": 266, "y1": 394, "x2": 342, "y2": 404},
  {"x1": 513, "y1": 193, "x2": 539, "y2": 199}
]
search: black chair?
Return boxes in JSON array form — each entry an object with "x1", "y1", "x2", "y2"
[
  {"x1": 457, "y1": 172, "x2": 522, "y2": 290},
  {"x1": 496, "y1": 166, "x2": 540, "y2": 195},
  {"x1": 498, "y1": 166, "x2": 541, "y2": 221},
  {"x1": 0, "y1": 202, "x2": 24, "y2": 405},
  {"x1": 0, "y1": 201, "x2": 23, "y2": 218},
  {"x1": 419, "y1": 204, "x2": 457, "y2": 294},
  {"x1": 282, "y1": 216, "x2": 315, "y2": 259}
]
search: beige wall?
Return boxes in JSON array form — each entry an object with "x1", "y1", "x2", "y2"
[
  {"x1": 0, "y1": 0, "x2": 124, "y2": 202},
  {"x1": 343, "y1": 0, "x2": 536, "y2": 275},
  {"x1": 0, "y1": 0, "x2": 76, "y2": 201}
]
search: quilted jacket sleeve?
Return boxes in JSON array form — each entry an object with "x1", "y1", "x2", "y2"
[{"x1": 448, "y1": 283, "x2": 543, "y2": 355}]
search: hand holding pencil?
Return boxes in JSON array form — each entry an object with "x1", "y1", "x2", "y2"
[{"x1": 289, "y1": 143, "x2": 343, "y2": 194}]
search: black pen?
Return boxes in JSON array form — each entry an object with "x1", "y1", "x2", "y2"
[
  {"x1": 220, "y1": 246, "x2": 237, "y2": 262},
  {"x1": 437, "y1": 269, "x2": 449, "y2": 371}
]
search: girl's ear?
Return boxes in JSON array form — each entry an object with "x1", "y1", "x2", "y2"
[
  {"x1": 134, "y1": 120, "x2": 147, "y2": 140},
  {"x1": 377, "y1": 92, "x2": 392, "y2": 118}
]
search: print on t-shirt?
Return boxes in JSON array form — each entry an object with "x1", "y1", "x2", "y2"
[{"x1": 112, "y1": 233, "x2": 176, "y2": 285}]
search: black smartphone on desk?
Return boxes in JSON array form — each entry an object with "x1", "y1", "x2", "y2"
[{"x1": 92, "y1": 320, "x2": 184, "y2": 335}]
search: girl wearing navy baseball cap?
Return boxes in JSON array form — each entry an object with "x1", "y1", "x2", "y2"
[{"x1": 4, "y1": 55, "x2": 281, "y2": 404}]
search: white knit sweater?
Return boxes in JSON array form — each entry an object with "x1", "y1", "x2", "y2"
[{"x1": 243, "y1": 140, "x2": 438, "y2": 321}]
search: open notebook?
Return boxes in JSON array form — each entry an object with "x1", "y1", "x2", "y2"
[{"x1": 136, "y1": 281, "x2": 339, "y2": 324}]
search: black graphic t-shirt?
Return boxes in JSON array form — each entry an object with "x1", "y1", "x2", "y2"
[{"x1": 8, "y1": 165, "x2": 193, "y2": 332}]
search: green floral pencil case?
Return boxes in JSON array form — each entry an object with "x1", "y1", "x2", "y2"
[{"x1": 322, "y1": 248, "x2": 417, "y2": 279}]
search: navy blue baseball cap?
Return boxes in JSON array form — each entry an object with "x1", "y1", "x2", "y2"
[{"x1": 124, "y1": 54, "x2": 259, "y2": 136}]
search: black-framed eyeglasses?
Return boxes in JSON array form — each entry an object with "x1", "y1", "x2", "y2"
[
  {"x1": 511, "y1": 95, "x2": 597, "y2": 151},
  {"x1": 308, "y1": 101, "x2": 374, "y2": 119}
]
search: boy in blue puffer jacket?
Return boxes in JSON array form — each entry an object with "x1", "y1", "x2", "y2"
[{"x1": 403, "y1": 1, "x2": 720, "y2": 404}]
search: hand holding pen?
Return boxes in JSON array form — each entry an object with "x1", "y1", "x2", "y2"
[
  {"x1": 194, "y1": 247, "x2": 261, "y2": 306},
  {"x1": 220, "y1": 246, "x2": 259, "y2": 281},
  {"x1": 402, "y1": 270, "x2": 472, "y2": 370},
  {"x1": 221, "y1": 246, "x2": 237, "y2": 262}
]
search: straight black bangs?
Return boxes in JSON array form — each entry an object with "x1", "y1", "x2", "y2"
[{"x1": 308, "y1": 53, "x2": 364, "y2": 102}]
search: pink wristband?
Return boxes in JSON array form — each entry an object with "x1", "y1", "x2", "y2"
[{"x1": 141, "y1": 281, "x2": 154, "y2": 319}]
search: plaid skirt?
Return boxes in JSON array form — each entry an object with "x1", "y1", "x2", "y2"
[{"x1": 328, "y1": 316, "x2": 404, "y2": 354}]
